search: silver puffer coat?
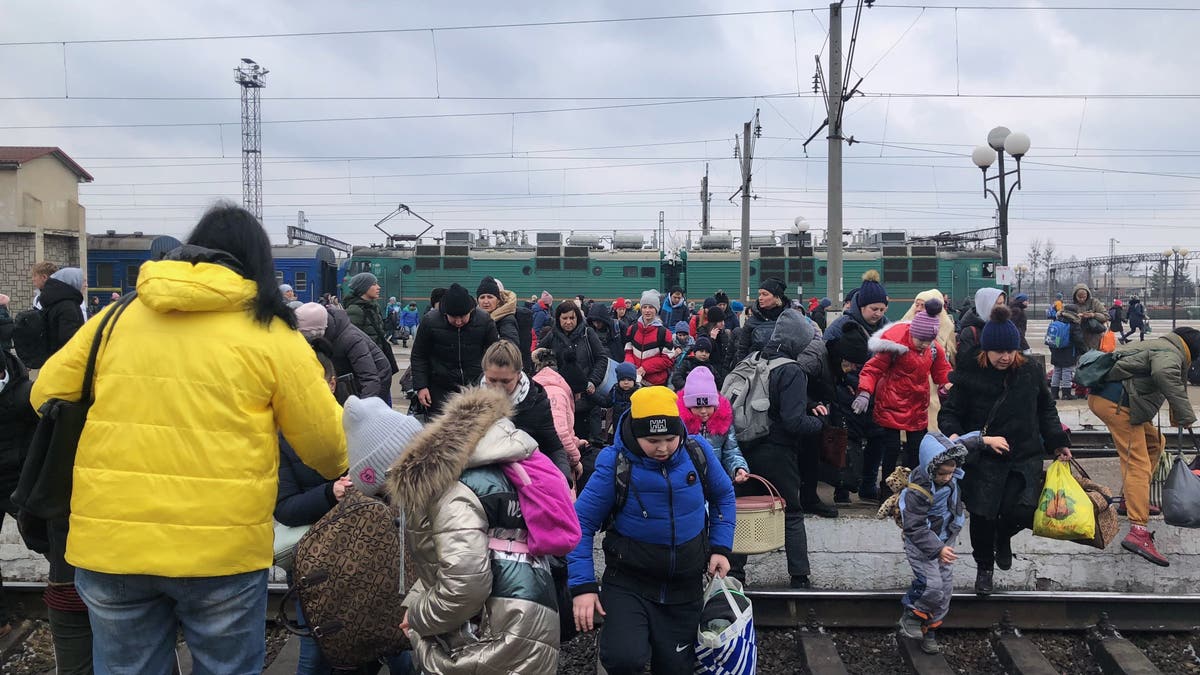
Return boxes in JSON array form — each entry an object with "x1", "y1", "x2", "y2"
[{"x1": 388, "y1": 387, "x2": 560, "y2": 675}]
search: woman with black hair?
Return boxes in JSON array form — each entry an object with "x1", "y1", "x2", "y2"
[
  {"x1": 538, "y1": 299, "x2": 609, "y2": 440},
  {"x1": 32, "y1": 203, "x2": 347, "y2": 674}
]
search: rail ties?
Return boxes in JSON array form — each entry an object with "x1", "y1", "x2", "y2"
[
  {"x1": 991, "y1": 615, "x2": 1060, "y2": 675},
  {"x1": 796, "y1": 630, "x2": 848, "y2": 675},
  {"x1": 1087, "y1": 615, "x2": 1164, "y2": 675},
  {"x1": 895, "y1": 635, "x2": 957, "y2": 675}
]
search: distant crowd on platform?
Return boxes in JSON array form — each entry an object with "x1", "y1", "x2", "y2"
[{"x1": 1, "y1": 203, "x2": 1197, "y2": 671}]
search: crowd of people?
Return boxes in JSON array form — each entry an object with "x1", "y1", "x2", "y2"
[{"x1": 0, "y1": 203, "x2": 1196, "y2": 672}]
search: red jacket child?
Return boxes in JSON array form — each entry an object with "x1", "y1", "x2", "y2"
[{"x1": 858, "y1": 320, "x2": 952, "y2": 432}]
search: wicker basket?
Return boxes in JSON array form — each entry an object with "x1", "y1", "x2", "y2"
[{"x1": 732, "y1": 474, "x2": 786, "y2": 554}]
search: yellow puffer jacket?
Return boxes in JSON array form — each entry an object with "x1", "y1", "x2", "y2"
[{"x1": 30, "y1": 259, "x2": 348, "y2": 577}]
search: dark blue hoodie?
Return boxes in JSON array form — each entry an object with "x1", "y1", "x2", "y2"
[{"x1": 569, "y1": 414, "x2": 736, "y2": 604}]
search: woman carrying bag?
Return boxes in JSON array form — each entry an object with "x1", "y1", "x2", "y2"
[{"x1": 938, "y1": 306, "x2": 1071, "y2": 596}]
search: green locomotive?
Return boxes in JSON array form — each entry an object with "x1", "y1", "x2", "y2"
[{"x1": 344, "y1": 229, "x2": 1001, "y2": 320}]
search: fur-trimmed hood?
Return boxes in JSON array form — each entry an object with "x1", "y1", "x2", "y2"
[
  {"x1": 868, "y1": 321, "x2": 919, "y2": 356},
  {"x1": 489, "y1": 289, "x2": 518, "y2": 322},
  {"x1": 387, "y1": 386, "x2": 535, "y2": 518},
  {"x1": 677, "y1": 393, "x2": 734, "y2": 435}
]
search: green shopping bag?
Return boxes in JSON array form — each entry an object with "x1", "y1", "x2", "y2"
[{"x1": 1033, "y1": 460, "x2": 1096, "y2": 541}]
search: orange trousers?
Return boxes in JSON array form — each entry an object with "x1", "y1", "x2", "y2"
[{"x1": 1087, "y1": 395, "x2": 1165, "y2": 526}]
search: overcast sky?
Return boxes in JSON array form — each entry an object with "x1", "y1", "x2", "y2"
[{"x1": 3, "y1": 0, "x2": 1199, "y2": 264}]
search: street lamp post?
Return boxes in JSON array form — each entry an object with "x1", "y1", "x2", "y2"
[
  {"x1": 972, "y1": 127, "x2": 1031, "y2": 281},
  {"x1": 1164, "y1": 246, "x2": 1189, "y2": 329}
]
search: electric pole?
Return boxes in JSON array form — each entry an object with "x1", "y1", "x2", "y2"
[
  {"x1": 235, "y1": 59, "x2": 268, "y2": 222},
  {"x1": 826, "y1": 3, "x2": 844, "y2": 307},
  {"x1": 700, "y1": 163, "x2": 710, "y2": 236},
  {"x1": 737, "y1": 111, "x2": 760, "y2": 303}
]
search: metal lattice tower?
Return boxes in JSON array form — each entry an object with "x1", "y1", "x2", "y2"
[{"x1": 235, "y1": 59, "x2": 268, "y2": 221}]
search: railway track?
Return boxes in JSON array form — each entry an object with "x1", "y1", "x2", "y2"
[{"x1": 748, "y1": 589, "x2": 1200, "y2": 674}]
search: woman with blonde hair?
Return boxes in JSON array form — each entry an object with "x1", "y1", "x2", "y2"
[{"x1": 902, "y1": 289, "x2": 958, "y2": 431}]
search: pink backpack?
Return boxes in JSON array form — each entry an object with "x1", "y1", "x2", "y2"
[{"x1": 498, "y1": 452, "x2": 581, "y2": 557}]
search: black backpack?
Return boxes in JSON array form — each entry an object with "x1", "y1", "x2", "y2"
[{"x1": 12, "y1": 308, "x2": 50, "y2": 369}]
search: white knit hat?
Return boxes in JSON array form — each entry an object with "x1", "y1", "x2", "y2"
[
  {"x1": 343, "y1": 396, "x2": 424, "y2": 496},
  {"x1": 639, "y1": 289, "x2": 660, "y2": 311}
]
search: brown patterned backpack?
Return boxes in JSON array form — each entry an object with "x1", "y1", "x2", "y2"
[{"x1": 279, "y1": 488, "x2": 415, "y2": 668}]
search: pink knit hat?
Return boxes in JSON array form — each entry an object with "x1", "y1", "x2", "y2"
[
  {"x1": 910, "y1": 298, "x2": 943, "y2": 341},
  {"x1": 295, "y1": 302, "x2": 330, "y2": 339},
  {"x1": 682, "y1": 366, "x2": 720, "y2": 408}
]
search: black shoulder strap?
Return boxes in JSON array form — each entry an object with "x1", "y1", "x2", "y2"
[
  {"x1": 683, "y1": 436, "x2": 710, "y2": 499},
  {"x1": 81, "y1": 292, "x2": 137, "y2": 406},
  {"x1": 606, "y1": 452, "x2": 632, "y2": 531}
]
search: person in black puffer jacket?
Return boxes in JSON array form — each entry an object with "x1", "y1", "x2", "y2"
[
  {"x1": 939, "y1": 306, "x2": 1070, "y2": 596},
  {"x1": 734, "y1": 278, "x2": 789, "y2": 363},
  {"x1": 0, "y1": 349, "x2": 35, "y2": 632},
  {"x1": 295, "y1": 302, "x2": 393, "y2": 403},
  {"x1": 410, "y1": 283, "x2": 499, "y2": 414},
  {"x1": 39, "y1": 268, "x2": 87, "y2": 357},
  {"x1": 729, "y1": 309, "x2": 826, "y2": 588},
  {"x1": 540, "y1": 299, "x2": 609, "y2": 440},
  {"x1": 587, "y1": 301, "x2": 624, "y2": 363}
]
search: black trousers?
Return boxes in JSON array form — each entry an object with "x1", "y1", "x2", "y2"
[
  {"x1": 598, "y1": 583, "x2": 702, "y2": 675},
  {"x1": 729, "y1": 439, "x2": 810, "y2": 579},
  {"x1": 969, "y1": 472, "x2": 1035, "y2": 570},
  {"x1": 882, "y1": 428, "x2": 926, "y2": 476}
]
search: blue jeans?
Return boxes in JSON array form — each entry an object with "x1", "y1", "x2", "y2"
[
  {"x1": 294, "y1": 597, "x2": 332, "y2": 675},
  {"x1": 75, "y1": 568, "x2": 268, "y2": 675}
]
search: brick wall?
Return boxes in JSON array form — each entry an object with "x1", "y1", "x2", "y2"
[
  {"x1": 0, "y1": 233, "x2": 36, "y2": 308},
  {"x1": 0, "y1": 233, "x2": 79, "y2": 308}
]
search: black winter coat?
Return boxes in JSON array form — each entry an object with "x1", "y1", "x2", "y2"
[
  {"x1": 275, "y1": 438, "x2": 338, "y2": 527},
  {"x1": 587, "y1": 303, "x2": 625, "y2": 363},
  {"x1": 511, "y1": 379, "x2": 571, "y2": 483},
  {"x1": 824, "y1": 305, "x2": 886, "y2": 367},
  {"x1": 1009, "y1": 301, "x2": 1030, "y2": 351},
  {"x1": 735, "y1": 302, "x2": 786, "y2": 363},
  {"x1": 0, "y1": 304, "x2": 13, "y2": 351},
  {"x1": 324, "y1": 306, "x2": 392, "y2": 401},
  {"x1": 0, "y1": 350, "x2": 36, "y2": 513},
  {"x1": 410, "y1": 308, "x2": 499, "y2": 412},
  {"x1": 539, "y1": 324, "x2": 608, "y2": 396},
  {"x1": 955, "y1": 307, "x2": 986, "y2": 369},
  {"x1": 938, "y1": 356, "x2": 1070, "y2": 521},
  {"x1": 671, "y1": 356, "x2": 719, "y2": 392},
  {"x1": 39, "y1": 278, "x2": 85, "y2": 357}
]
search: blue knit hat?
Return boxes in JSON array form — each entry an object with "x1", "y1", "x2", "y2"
[
  {"x1": 856, "y1": 270, "x2": 888, "y2": 308},
  {"x1": 616, "y1": 362, "x2": 637, "y2": 381},
  {"x1": 980, "y1": 305, "x2": 1021, "y2": 351}
]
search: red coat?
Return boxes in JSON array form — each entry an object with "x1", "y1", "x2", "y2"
[
  {"x1": 858, "y1": 322, "x2": 952, "y2": 432},
  {"x1": 624, "y1": 319, "x2": 675, "y2": 386}
]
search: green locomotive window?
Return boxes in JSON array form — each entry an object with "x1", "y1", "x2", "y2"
[
  {"x1": 641, "y1": 267, "x2": 656, "y2": 278},
  {"x1": 444, "y1": 258, "x2": 468, "y2": 270},
  {"x1": 593, "y1": 267, "x2": 603, "y2": 277},
  {"x1": 401, "y1": 265, "x2": 412, "y2": 275},
  {"x1": 537, "y1": 258, "x2": 561, "y2": 271},
  {"x1": 416, "y1": 257, "x2": 439, "y2": 270},
  {"x1": 564, "y1": 258, "x2": 588, "y2": 271},
  {"x1": 522, "y1": 266, "x2": 532, "y2": 276},
  {"x1": 623, "y1": 266, "x2": 638, "y2": 277}
]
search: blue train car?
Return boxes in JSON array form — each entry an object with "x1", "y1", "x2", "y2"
[
  {"x1": 272, "y1": 245, "x2": 340, "y2": 303},
  {"x1": 86, "y1": 231, "x2": 182, "y2": 303}
]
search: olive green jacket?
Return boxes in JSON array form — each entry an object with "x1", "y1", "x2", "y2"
[
  {"x1": 1106, "y1": 333, "x2": 1195, "y2": 426},
  {"x1": 344, "y1": 296, "x2": 387, "y2": 349}
]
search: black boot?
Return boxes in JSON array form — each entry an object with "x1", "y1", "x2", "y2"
[
  {"x1": 1052, "y1": 388, "x2": 1061, "y2": 400},
  {"x1": 996, "y1": 536, "x2": 1013, "y2": 571},
  {"x1": 975, "y1": 568, "x2": 994, "y2": 596},
  {"x1": 833, "y1": 487, "x2": 851, "y2": 504},
  {"x1": 790, "y1": 575, "x2": 812, "y2": 589}
]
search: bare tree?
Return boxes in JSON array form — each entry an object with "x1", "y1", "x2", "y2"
[
  {"x1": 1043, "y1": 239, "x2": 1058, "y2": 300},
  {"x1": 1025, "y1": 238, "x2": 1043, "y2": 303}
]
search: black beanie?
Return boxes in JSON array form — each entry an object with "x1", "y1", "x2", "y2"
[
  {"x1": 441, "y1": 283, "x2": 475, "y2": 316},
  {"x1": 759, "y1": 277, "x2": 786, "y2": 299},
  {"x1": 476, "y1": 276, "x2": 501, "y2": 299},
  {"x1": 714, "y1": 290, "x2": 730, "y2": 306},
  {"x1": 1173, "y1": 327, "x2": 1200, "y2": 358},
  {"x1": 705, "y1": 305, "x2": 725, "y2": 324}
]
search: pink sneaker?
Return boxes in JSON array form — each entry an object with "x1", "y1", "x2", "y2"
[{"x1": 1121, "y1": 528, "x2": 1169, "y2": 567}]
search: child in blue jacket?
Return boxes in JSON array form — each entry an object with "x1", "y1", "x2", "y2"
[
  {"x1": 569, "y1": 386, "x2": 736, "y2": 675},
  {"x1": 897, "y1": 431, "x2": 987, "y2": 655}
]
